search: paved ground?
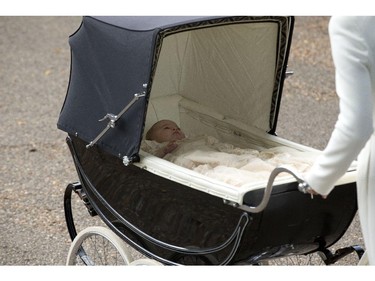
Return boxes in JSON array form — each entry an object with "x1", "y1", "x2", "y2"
[{"x1": 0, "y1": 16, "x2": 364, "y2": 265}]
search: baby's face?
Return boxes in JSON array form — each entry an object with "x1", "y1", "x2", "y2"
[{"x1": 151, "y1": 120, "x2": 186, "y2": 143}]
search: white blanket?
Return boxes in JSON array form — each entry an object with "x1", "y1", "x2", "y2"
[{"x1": 141, "y1": 135, "x2": 316, "y2": 187}]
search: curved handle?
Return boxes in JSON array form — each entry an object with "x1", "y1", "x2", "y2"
[{"x1": 239, "y1": 166, "x2": 306, "y2": 213}]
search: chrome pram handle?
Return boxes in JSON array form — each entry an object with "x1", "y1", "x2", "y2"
[{"x1": 239, "y1": 166, "x2": 307, "y2": 213}]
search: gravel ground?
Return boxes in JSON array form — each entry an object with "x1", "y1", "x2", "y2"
[{"x1": 0, "y1": 16, "x2": 365, "y2": 266}]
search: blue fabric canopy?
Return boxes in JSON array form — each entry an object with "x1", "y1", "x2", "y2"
[{"x1": 57, "y1": 16, "x2": 294, "y2": 162}]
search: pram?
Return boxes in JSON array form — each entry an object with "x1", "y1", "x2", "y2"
[{"x1": 59, "y1": 16, "x2": 364, "y2": 265}]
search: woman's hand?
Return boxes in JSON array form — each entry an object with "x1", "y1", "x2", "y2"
[
  {"x1": 299, "y1": 181, "x2": 327, "y2": 199},
  {"x1": 307, "y1": 188, "x2": 327, "y2": 199}
]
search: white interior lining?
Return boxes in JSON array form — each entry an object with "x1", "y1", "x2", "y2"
[
  {"x1": 150, "y1": 22, "x2": 279, "y2": 133},
  {"x1": 139, "y1": 95, "x2": 357, "y2": 205}
]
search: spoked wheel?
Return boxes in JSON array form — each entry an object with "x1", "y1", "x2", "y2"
[{"x1": 66, "y1": 226, "x2": 133, "y2": 265}]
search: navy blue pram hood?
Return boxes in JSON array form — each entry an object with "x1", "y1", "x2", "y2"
[{"x1": 57, "y1": 16, "x2": 294, "y2": 162}]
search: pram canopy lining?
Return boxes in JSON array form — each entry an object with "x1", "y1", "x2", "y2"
[{"x1": 57, "y1": 16, "x2": 293, "y2": 161}]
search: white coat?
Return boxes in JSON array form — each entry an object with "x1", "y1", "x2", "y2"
[{"x1": 305, "y1": 16, "x2": 375, "y2": 265}]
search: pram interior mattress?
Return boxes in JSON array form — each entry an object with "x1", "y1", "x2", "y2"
[{"x1": 59, "y1": 16, "x2": 359, "y2": 264}]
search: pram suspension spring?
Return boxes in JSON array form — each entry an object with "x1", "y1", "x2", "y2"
[{"x1": 86, "y1": 86, "x2": 147, "y2": 149}]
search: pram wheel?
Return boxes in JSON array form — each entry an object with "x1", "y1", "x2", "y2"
[{"x1": 66, "y1": 226, "x2": 133, "y2": 265}]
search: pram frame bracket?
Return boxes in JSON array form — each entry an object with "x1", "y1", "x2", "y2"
[{"x1": 86, "y1": 88, "x2": 146, "y2": 150}]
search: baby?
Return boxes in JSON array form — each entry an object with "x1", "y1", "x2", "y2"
[
  {"x1": 144, "y1": 120, "x2": 186, "y2": 157},
  {"x1": 142, "y1": 120, "x2": 317, "y2": 187}
]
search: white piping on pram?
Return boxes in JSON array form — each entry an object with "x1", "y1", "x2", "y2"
[{"x1": 135, "y1": 148, "x2": 357, "y2": 207}]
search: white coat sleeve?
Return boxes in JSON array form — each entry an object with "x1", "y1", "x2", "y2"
[{"x1": 304, "y1": 16, "x2": 373, "y2": 196}]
